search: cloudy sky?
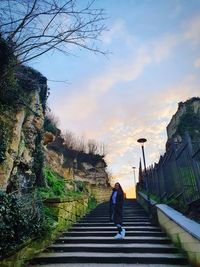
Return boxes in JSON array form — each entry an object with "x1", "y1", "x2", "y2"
[{"x1": 32, "y1": 0, "x2": 200, "y2": 197}]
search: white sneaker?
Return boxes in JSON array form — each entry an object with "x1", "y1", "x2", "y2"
[
  {"x1": 121, "y1": 228, "x2": 126, "y2": 238},
  {"x1": 114, "y1": 233, "x2": 123, "y2": 240}
]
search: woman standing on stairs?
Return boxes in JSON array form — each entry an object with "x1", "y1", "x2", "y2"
[{"x1": 110, "y1": 182, "x2": 126, "y2": 239}]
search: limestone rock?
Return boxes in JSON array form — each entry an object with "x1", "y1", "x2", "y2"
[
  {"x1": 167, "y1": 97, "x2": 200, "y2": 140},
  {"x1": 43, "y1": 132, "x2": 55, "y2": 146},
  {"x1": 0, "y1": 66, "x2": 48, "y2": 192}
]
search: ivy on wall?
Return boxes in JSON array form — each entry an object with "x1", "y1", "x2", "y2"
[
  {"x1": 0, "y1": 191, "x2": 45, "y2": 259},
  {"x1": 176, "y1": 104, "x2": 200, "y2": 139},
  {"x1": 0, "y1": 121, "x2": 10, "y2": 162}
]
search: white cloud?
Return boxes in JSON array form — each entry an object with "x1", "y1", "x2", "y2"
[
  {"x1": 104, "y1": 73, "x2": 200, "y2": 167},
  {"x1": 152, "y1": 14, "x2": 200, "y2": 63},
  {"x1": 55, "y1": 14, "x2": 200, "y2": 131},
  {"x1": 56, "y1": 13, "x2": 200, "y2": 131},
  {"x1": 101, "y1": 20, "x2": 125, "y2": 44},
  {"x1": 183, "y1": 16, "x2": 200, "y2": 44},
  {"x1": 55, "y1": 49, "x2": 151, "y2": 129},
  {"x1": 50, "y1": 13, "x2": 200, "y2": 190},
  {"x1": 194, "y1": 58, "x2": 200, "y2": 68},
  {"x1": 152, "y1": 34, "x2": 180, "y2": 62}
]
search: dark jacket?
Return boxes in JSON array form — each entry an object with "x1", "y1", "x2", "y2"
[{"x1": 109, "y1": 189, "x2": 124, "y2": 225}]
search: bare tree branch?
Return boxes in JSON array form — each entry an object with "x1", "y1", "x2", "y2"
[
  {"x1": 0, "y1": 0, "x2": 108, "y2": 63},
  {"x1": 62, "y1": 130, "x2": 106, "y2": 156}
]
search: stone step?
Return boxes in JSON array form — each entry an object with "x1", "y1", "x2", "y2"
[
  {"x1": 88, "y1": 214, "x2": 147, "y2": 217},
  {"x1": 74, "y1": 222, "x2": 153, "y2": 227},
  {"x1": 98, "y1": 209, "x2": 146, "y2": 211},
  {"x1": 31, "y1": 252, "x2": 188, "y2": 265},
  {"x1": 80, "y1": 219, "x2": 149, "y2": 222},
  {"x1": 81, "y1": 220, "x2": 150, "y2": 223},
  {"x1": 30, "y1": 264, "x2": 190, "y2": 267},
  {"x1": 70, "y1": 226, "x2": 161, "y2": 231},
  {"x1": 46, "y1": 243, "x2": 179, "y2": 253},
  {"x1": 83, "y1": 212, "x2": 148, "y2": 218},
  {"x1": 82, "y1": 216, "x2": 148, "y2": 219},
  {"x1": 88, "y1": 212, "x2": 148, "y2": 217},
  {"x1": 88, "y1": 216, "x2": 148, "y2": 219},
  {"x1": 87, "y1": 212, "x2": 148, "y2": 218},
  {"x1": 81, "y1": 216, "x2": 150, "y2": 222},
  {"x1": 63, "y1": 231, "x2": 166, "y2": 237},
  {"x1": 90, "y1": 213, "x2": 147, "y2": 216},
  {"x1": 55, "y1": 236, "x2": 171, "y2": 244},
  {"x1": 80, "y1": 219, "x2": 150, "y2": 223},
  {"x1": 89, "y1": 207, "x2": 145, "y2": 210}
]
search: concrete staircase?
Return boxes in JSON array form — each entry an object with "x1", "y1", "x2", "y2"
[{"x1": 29, "y1": 199, "x2": 190, "y2": 266}]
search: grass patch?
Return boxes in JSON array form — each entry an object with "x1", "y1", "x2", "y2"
[
  {"x1": 87, "y1": 195, "x2": 97, "y2": 211},
  {"x1": 38, "y1": 167, "x2": 85, "y2": 200}
]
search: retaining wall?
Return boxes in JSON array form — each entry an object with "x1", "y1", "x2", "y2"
[
  {"x1": 0, "y1": 195, "x2": 89, "y2": 267},
  {"x1": 137, "y1": 191, "x2": 200, "y2": 266}
]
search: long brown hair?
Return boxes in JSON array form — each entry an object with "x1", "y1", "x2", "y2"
[{"x1": 114, "y1": 182, "x2": 124, "y2": 195}]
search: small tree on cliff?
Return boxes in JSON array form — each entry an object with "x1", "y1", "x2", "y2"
[
  {"x1": 87, "y1": 139, "x2": 106, "y2": 156},
  {"x1": 0, "y1": 0, "x2": 107, "y2": 64}
]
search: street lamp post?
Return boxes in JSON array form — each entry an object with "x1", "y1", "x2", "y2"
[
  {"x1": 132, "y1": 166, "x2": 136, "y2": 199},
  {"x1": 137, "y1": 138, "x2": 151, "y2": 215},
  {"x1": 132, "y1": 166, "x2": 136, "y2": 185}
]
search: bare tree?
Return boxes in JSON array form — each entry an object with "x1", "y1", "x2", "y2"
[
  {"x1": 63, "y1": 130, "x2": 75, "y2": 150},
  {"x1": 63, "y1": 131, "x2": 86, "y2": 152},
  {"x1": 87, "y1": 139, "x2": 106, "y2": 156},
  {"x1": 43, "y1": 110, "x2": 60, "y2": 135},
  {"x1": 75, "y1": 135, "x2": 86, "y2": 153},
  {"x1": 99, "y1": 141, "x2": 107, "y2": 157},
  {"x1": 0, "y1": 0, "x2": 107, "y2": 63},
  {"x1": 87, "y1": 139, "x2": 98, "y2": 155},
  {"x1": 46, "y1": 110, "x2": 59, "y2": 127},
  {"x1": 63, "y1": 129, "x2": 106, "y2": 156}
]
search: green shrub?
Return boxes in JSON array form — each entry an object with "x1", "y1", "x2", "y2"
[
  {"x1": 38, "y1": 166, "x2": 95, "y2": 204},
  {"x1": 43, "y1": 116, "x2": 58, "y2": 135},
  {"x1": 0, "y1": 121, "x2": 11, "y2": 162},
  {"x1": 0, "y1": 38, "x2": 19, "y2": 107},
  {"x1": 87, "y1": 195, "x2": 97, "y2": 211},
  {"x1": 0, "y1": 191, "x2": 45, "y2": 259},
  {"x1": 38, "y1": 167, "x2": 66, "y2": 199},
  {"x1": 33, "y1": 132, "x2": 45, "y2": 187},
  {"x1": 176, "y1": 105, "x2": 200, "y2": 139},
  {"x1": 38, "y1": 167, "x2": 85, "y2": 200}
]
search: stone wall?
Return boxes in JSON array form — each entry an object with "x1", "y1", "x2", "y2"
[
  {"x1": 90, "y1": 185, "x2": 112, "y2": 203},
  {"x1": 0, "y1": 182, "x2": 112, "y2": 267},
  {"x1": 0, "y1": 195, "x2": 90, "y2": 267},
  {"x1": 157, "y1": 205, "x2": 200, "y2": 267},
  {"x1": 137, "y1": 191, "x2": 200, "y2": 266}
]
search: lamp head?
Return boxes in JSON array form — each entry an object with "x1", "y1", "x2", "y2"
[{"x1": 137, "y1": 138, "x2": 147, "y2": 144}]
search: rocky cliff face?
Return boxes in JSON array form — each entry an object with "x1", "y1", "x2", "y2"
[
  {"x1": 45, "y1": 134, "x2": 110, "y2": 187},
  {"x1": 0, "y1": 66, "x2": 48, "y2": 192},
  {"x1": 74, "y1": 160, "x2": 108, "y2": 186},
  {"x1": 167, "y1": 97, "x2": 200, "y2": 141},
  {"x1": 0, "y1": 65, "x2": 109, "y2": 192}
]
